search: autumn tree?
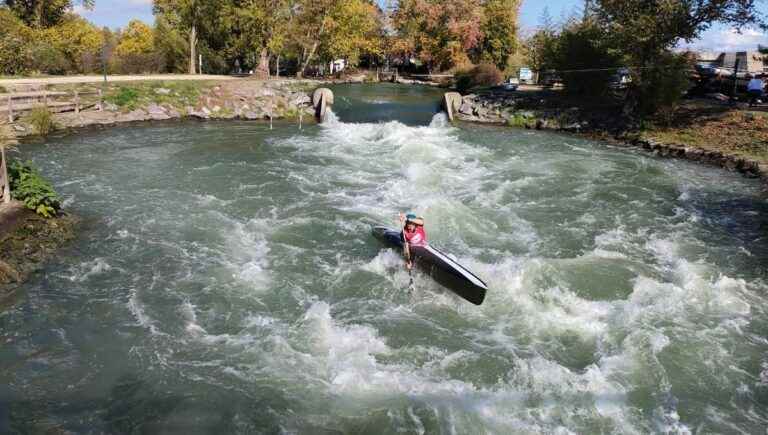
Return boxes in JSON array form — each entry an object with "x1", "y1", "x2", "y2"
[
  {"x1": 478, "y1": 0, "x2": 520, "y2": 70},
  {"x1": 320, "y1": 0, "x2": 384, "y2": 68},
  {"x1": 392, "y1": 0, "x2": 484, "y2": 71},
  {"x1": 41, "y1": 13, "x2": 103, "y2": 73},
  {"x1": 3, "y1": 0, "x2": 93, "y2": 28},
  {"x1": 112, "y1": 19, "x2": 158, "y2": 73}
]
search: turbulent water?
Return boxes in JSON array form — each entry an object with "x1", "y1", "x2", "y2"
[{"x1": 2, "y1": 84, "x2": 768, "y2": 434}]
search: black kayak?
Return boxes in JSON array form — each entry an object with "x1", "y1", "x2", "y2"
[{"x1": 372, "y1": 226, "x2": 488, "y2": 305}]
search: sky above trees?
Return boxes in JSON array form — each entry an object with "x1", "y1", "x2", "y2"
[{"x1": 74, "y1": 0, "x2": 768, "y2": 52}]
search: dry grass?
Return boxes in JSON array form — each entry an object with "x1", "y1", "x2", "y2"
[{"x1": 644, "y1": 100, "x2": 768, "y2": 165}]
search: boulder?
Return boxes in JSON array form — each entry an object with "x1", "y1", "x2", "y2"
[
  {"x1": 243, "y1": 110, "x2": 265, "y2": 120},
  {"x1": 154, "y1": 88, "x2": 171, "y2": 95},
  {"x1": 459, "y1": 102, "x2": 474, "y2": 115}
]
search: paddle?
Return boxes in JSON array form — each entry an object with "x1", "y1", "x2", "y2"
[{"x1": 400, "y1": 213, "x2": 414, "y2": 290}]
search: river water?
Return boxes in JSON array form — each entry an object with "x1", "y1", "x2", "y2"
[{"x1": 2, "y1": 84, "x2": 768, "y2": 434}]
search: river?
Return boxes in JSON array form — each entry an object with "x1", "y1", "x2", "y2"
[{"x1": 2, "y1": 84, "x2": 767, "y2": 434}]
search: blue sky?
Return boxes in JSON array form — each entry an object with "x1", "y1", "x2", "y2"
[{"x1": 76, "y1": 0, "x2": 768, "y2": 52}]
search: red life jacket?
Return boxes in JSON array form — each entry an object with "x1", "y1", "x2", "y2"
[{"x1": 403, "y1": 226, "x2": 427, "y2": 246}]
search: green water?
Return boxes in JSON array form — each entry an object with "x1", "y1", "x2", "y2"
[{"x1": 2, "y1": 84, "x2": 767, "y2": 434}]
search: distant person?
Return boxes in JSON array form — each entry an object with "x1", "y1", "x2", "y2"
[
  {"x1": 747, "y1": 74, "x2": 764, "y2": 107},
  {"x1": 399, "y1": 213, "x2": 426, "y2": 269}
]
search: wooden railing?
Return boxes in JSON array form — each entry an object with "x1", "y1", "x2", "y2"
[
  {"x1": 0, "y1": 143, "x2": 9, "y2": 204},
  {"x1": 2, "y1": 88, "x2": 104, "y2": 122}
]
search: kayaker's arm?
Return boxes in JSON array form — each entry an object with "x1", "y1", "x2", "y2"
[{"x1": 400, "y1": 213, "x2": 412, "y2": 270}]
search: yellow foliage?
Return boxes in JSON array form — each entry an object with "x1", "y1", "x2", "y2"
[
  {"x1": 322, "y1": 0, "x2": 382, "y2": 65},
  {"x1": 41, "y1": 14, "x2": 103, "y2": 71},
  {"x1": 115, "y1": 20, "x2": 155, "y2": 56}
]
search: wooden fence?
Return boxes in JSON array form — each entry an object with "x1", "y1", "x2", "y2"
[
  {"x1": 0, "y1": 143, "x2": 9, "y2": 204},
  {"x1": 2, "y1": 88, "x2": 104, "y2": 122}
]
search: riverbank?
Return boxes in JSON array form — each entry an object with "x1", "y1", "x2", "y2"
[
  {"x1": 4, "y1": 78, "x2": 321, "y2": 138},
  {"x1": 453, "y1": 89, "x2": 766, "y2": 180},
  {"x1": 0, "y1": 201, "x2": 78, "y2": 299}
]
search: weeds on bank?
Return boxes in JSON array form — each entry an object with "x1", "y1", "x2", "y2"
[
  {"x1": 104, "y1": 81, "x2": 211, "y2": 111},
  {"x1": 26, "y1": 106, "x2": 56, "y2": 135}
]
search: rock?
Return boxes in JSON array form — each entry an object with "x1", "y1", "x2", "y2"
[
  {"x1": 124, "y1": 109, "x2": 148, "y2": 122},
  {"x1": 146, "y1": 103, "x2": 170, "y2": 120},
  {"x1": 103, "y1": 102, "x2": 118, "y2": 112},
  {"x1": 189, "y1": 110, "x2": 210, "y2": 119},
  {"x1": 202, "y1": 107, "x2": 211, "y2": 115},
  {"x1": 12, "y1": 124, "x2": 26, "y2": 132},
  {"x1": 243, "y1": 110, "x2": 265, "y2": 120},
  {"x1": 154, "y1": 88, "x2": 171, "y2": 95},
  {"x1": 459, "y1": 102, "x2": 473, "y2": 115},
  {"x1": 211, "y1": 105, "x2": 221, "y2": 112}
]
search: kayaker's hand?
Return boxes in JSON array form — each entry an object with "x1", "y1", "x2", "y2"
[
  {"x1": 399, "y1": 212, "x2": 405, "y2": 224},
  {"x1": 406, "y1": 260, "x2": 413, "y2": 270}
]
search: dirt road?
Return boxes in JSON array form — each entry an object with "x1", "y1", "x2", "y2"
[{"x1": 0, "y1": 74, "x2": 236, "y2": 87}]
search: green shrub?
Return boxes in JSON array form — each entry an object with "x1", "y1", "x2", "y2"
[
  {"x1": 8, "y1": 160, "x2": 61, "y2": 218},
  {"x1": 634, "y1": 52, "x2": 693, "y2": 122},
  {"x1": 507, "y1": 113, "x2": 528, "y2": 128},
  {"x1": 108, "y1": 87, "x2": 140, "y2": 108},
  {"x1": 26, "y1": 106, "x2": 56, "y2": 135}
]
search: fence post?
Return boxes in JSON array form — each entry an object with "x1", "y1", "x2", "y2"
[
  {"x1": 1, "y1": 144, "x2": 9, "y2": 204},
  {"x1": 98, "y1": 89, "x2": 103, "y2": 111},
  {"x1": 74, "y1": 90, "x2": 79, "y2": 114},
  {"x1": 7, "y1": 94, "x2": 12, "y2": 123}
]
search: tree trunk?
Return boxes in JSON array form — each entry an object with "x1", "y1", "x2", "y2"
[
  {"x1": 255, "y1": 48, "x2": 270, "y2": 80},
  {"x1": 189, "y1": 25, "x2": 197, "y2": 75},
  {"x1": 276, "y1": 54, "x2": 280, "y2": 78},
  {"x1": 300, "y1": 15, "x2": 328, "y2": 77}
]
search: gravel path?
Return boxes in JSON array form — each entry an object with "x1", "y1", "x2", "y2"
[{"x1": 0, "y1": 74, "x2": 236, "y2": 86}]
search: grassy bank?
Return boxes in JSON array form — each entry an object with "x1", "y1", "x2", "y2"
[{"x1": 641, "y1": 102, "x2": 768, "y2": 169}]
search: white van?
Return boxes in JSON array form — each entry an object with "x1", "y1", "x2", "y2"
[{"x1": 519, "y1": 67, "x2": 534, "y2": 84}]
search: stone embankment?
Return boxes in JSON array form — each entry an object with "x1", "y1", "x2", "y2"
[
  {"x1": 8, "y1": 79, "x2": 320, "y2": 138},
  {"x1": 450, "y1": 91, "x2": 765, "y2": 179}
]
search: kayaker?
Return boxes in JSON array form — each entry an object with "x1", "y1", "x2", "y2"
[{"x1": 399, "y1": 213, "x2": 427, "y2": 269}]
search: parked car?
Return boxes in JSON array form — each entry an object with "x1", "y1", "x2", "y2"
[
  {"x1": 503, "y1": 77, "x2": 519, "y2": 91},
  {"x1": 609, "y1": 67, "x2": 632, "y2": 89},
  {"x1": 518, "y1": 67, "x2": 534, "y2": 84},
  {"x1": 540, "y1": 70, "x2": 562, "y2": 87}
]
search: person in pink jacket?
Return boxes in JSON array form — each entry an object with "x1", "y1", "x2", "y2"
[{"x1": 399, "y1": 213, "x2": 427, "y2": 269}]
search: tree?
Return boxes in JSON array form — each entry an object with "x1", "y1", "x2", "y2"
[
  {"x1": 392, "y1": 0, "x2": 484, "y2": 71},
  {"x1": 320, "y1": 0, "x2": 383, "y2": 68},
  {"x1": 0, "y1": 7, "x2": 33, "y2": 75},
  {"x1": 42, "y1": 13, "x2": 103, "y2": 73},
  {"x1": 292, "y1": 0, "x2": 336, "y2": 77},
  {"x1": 4, "y1": 0, "x2": 93, "y2": 28},
  {"x1": 228, "y1": 0, "x2": 295, "y2": 78},
  {"x1": 595, "y1": 0, "x2": 766, "y2": 115},
  {"x1": 153, "y1": 0, "x2": 226, "y2": 74},
  {"x1": 478, "y1": 0, "x2": 520, "y2": 70},
  {"x1": 115, "y1": 20, "x2": 154, "y2": 56}
]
